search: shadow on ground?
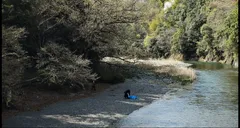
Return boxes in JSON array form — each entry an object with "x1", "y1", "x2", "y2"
[{"x1": 3, "y1": 76, "x2": 171, "y2": 127}]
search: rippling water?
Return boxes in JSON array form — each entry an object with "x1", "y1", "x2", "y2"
[{"x1": 117, "y1": 61, "x2": 238, "y2": 127}]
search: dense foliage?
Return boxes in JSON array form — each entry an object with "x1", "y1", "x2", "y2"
[
  {"x1": 2, "y1": 0, "x2": 145, "y2": 107},
  {"x1": 2, "y1": 26, "x2": 27, "y2": 107},
  {"x1": 2, "y1": 0, "x2": 238, "y2": 108},
  {"x1": 144, "y1": 0, "x2": 238, "y2": 63},
  {"x1": 36, "y1": 43, "x2": 98, "y2": 90}
]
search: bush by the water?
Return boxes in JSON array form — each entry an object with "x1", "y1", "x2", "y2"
[
  {"x1": 2, "y1": 26, "x2": 28, "y2": 108},
  {"x1": 36, "y1": 43, "x2": 98, "y2": 90}
]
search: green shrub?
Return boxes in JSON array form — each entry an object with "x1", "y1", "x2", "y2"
[
  {"x1": 36, "y1": 43, "x2": 98, "y2": 90},
  {"x1": 2, "y1": 26, "x2": 27, "y2": 108}
]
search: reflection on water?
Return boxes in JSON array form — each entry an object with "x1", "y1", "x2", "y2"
[
  {"x1": 118, "y1": 61, "x2": 238, "y2": 127},
  {"x1": 187, "y1": 61, "x2": 234, "y2": 70},
  {"x1": 188, "y1": 62, "x2": 238, "y2": 111}
]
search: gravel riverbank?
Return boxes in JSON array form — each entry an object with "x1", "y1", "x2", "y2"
[
  {"x1": 3, "y1": 58, "x2": 194, "y2": 127},
  {"x1": 3, "y1": 73, "x2": 181, "y2": 127}
]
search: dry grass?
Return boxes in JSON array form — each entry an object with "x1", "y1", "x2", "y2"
[
  {"x1": 135, "y1": 59, "x2": 196, "y2": 81},
  {"x1": 155, "y1": 65, "x2": 196, "y2": 81},
  {"x1": 210, "y1": 0, "x2": 235, "y2": 10},
  {"x1": 101, "y1": 57, "x2": 196, "y2": 81}
]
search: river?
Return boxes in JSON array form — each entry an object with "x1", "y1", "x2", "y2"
[{"x1": 117, "y1": 61, "x2": 238, "y2": 127}]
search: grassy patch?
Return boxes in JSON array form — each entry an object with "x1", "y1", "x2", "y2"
[{"x1": 101, "y1": 57, "x2": 196, "y2": 84}]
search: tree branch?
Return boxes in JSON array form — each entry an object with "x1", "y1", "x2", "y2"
[{"x1": 2, "y1": 53, "x2": 20, "y2": 58}]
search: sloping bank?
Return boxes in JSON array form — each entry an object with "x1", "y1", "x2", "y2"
[{"x1": 2, "y1": 57, "x2": 196, "y2": 127}]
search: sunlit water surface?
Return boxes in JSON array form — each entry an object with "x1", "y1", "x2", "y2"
[{"x1": 117, "y1": 61, "x2": 238, "y2": 127}]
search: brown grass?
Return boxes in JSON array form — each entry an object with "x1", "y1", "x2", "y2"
[
  {"x1": 155, "y1": 65, "x2": 196, "y2": 81},
  {"x1": 210, "y1": 0, "x2": 235, "y2": 10},
  {"x1": 101, "y1": 57, "x2": 196, "y2": 81}
]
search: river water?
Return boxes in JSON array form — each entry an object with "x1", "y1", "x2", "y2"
[{"x1": 117, "y1": 61, "x2": 238, "y2": 127}]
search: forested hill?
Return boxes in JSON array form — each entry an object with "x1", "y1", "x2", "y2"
[
  {"x1": 143, "y1": 0, "x2": 238, "y2": 66},
  {"x1": 2, "y1": 0, "x2": 238, "y2": 108}
]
